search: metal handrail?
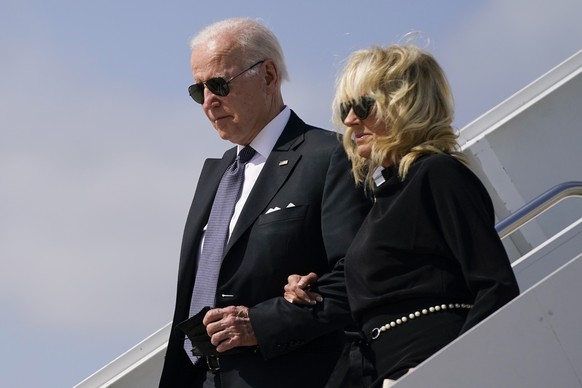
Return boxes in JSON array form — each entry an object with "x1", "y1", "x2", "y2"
[{"x1": 495, "y1": 181, "x2": 582, "y2": 239}]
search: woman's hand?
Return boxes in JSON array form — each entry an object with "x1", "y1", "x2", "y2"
[{"x1": 283, "y1": 272, "x2": 322, "y2": 305}]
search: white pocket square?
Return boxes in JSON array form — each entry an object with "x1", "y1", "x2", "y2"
[
  {"x1": 286, "y1": 203, "x2": 295, "y2": 208},
  {"x1": 265, "y1": 207, "x2": 281, "y2": 214}
]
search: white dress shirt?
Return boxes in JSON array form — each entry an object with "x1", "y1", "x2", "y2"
[
  {"x1": 228, "y1": 107, "x2": 290, "y2": 236},
  {"x1": 198, "y1": 107, "x2": 291, "y2": 257}
]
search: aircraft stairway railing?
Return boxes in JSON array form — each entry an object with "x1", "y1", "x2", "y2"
[{"x1": 495, "y1": 180, "x2": 582, "y2": 239}]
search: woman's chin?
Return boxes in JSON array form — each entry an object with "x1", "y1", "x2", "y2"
[{"x1": 356, "y1": 147, "x2": 371, "y2": 159}]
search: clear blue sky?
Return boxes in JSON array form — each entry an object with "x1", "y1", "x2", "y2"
[{"x1": 1, "y1": 1, "x2": 581, "y2": 386}]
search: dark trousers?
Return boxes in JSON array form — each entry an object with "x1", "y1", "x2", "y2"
[{"x1": 192, "y1": 348, "x2": 341, "y2": 388}]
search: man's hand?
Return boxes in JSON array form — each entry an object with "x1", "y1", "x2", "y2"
[
  {"x1": 283, "y1": 272, "x2": 322, "y2": 304},
  {"x1": 203, "y1": 306, "x2": 258, "y2": 352}
]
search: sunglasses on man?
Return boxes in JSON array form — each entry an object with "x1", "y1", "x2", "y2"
[
  {"x1": 188, "y1": 60, "x2": 265, "y2": 104},
  {"x1": 340, "y1": 96, "x2": 375, "y2": 122}
]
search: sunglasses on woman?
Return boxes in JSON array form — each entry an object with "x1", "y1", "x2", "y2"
[
  {"x1": 340, "y1": 96, "x2": 375, "y2": 122},
  {"x1": 188, "y1": 60, "x2": 265, "y2": 104}
]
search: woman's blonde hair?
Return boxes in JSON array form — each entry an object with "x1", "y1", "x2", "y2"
[{"x1": 332, "y1": 44, "x2": 466, "y2": 188}]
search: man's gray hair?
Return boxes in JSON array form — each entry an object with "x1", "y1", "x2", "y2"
[{"x1": 190, "y1": 17, "x2": 289, "y2": 82}]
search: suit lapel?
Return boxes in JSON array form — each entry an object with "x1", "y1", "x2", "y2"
[
  {"x1": 193, "y1": 148, "x2": 236, "y2": 229},
  {"x1": 225, "y1": 112, "x2": 306, "y2": 252},
  {"x1": 179, "y1": 147, "x2": 236, "y2": 283}
]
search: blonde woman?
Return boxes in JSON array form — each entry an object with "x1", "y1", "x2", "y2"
[{"x1": 285, "y1": 44, "x2": 519, "y2": 387}]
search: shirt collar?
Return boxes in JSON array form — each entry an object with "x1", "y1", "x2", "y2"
[
  {"x1": 237, "y1": 106, "x2": 291, "y2": 159},
  {"x1": 373, "y1": 166, "x2": 386, "y2": 187}
]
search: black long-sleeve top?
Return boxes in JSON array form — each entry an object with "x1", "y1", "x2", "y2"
[{"x1": 345, "y1": 153, "x2": 519, "y2": 334}]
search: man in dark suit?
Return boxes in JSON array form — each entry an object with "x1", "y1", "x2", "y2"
[{"x1": 159, "y1": 17, "x2": 370, "y2": 388}]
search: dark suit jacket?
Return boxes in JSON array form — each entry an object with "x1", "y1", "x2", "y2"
[{"x1": 159, "y1": 111, "x2": 371, "y2": 388}]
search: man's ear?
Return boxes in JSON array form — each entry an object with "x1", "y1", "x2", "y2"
[{"x1": 263, "y1": 59, "x2": 279, "y2": 90}]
